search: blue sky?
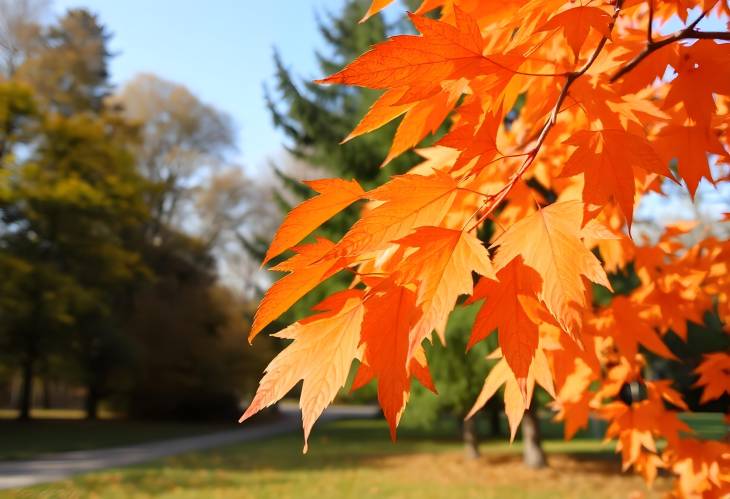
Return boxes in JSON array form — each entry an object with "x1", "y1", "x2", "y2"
[
  {"x1": 53, "y1": 0, "x2": 359, "y2": 175},
  {"x1": 49, "y1": 1, "x2": 728, "y2": 225}
]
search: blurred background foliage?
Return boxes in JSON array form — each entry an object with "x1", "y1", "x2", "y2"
[{"x1": 0, "y1": 0, "x2": 276, "y2": 422}]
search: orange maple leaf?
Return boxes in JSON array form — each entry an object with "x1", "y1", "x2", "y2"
[
  {"x1": 664, "y1": 40, "x2": 730, "y2": 127},
  {"x1": 240, "y1": 290, "x2": 365, "y2": 452},
  {"x1": 538, "y1": 6, "x2": 612, "y2": 61},
  {"x1": 355, "y1": 282, "x2": 422, "y2": 438},
  {"x1": 562, "y1": 129, "x2": 670, "y2": 226},
  {"x1": 468, "y1": 256, "x2": 542, "y2": 387},
  {"x1": 597, "y1": 296, "x2": 677, "y2": 361},
  {"x1": 439, "y1": 106, "x2": 502, "y2": 173},
  {"x1": 653, "y1": 122, "x2": 728, "y2": 196},
  {"x1": 250, "y1": 238, "x2": 344, "y2": 341},
  {"x1": 328, "y1": 171, "x2": 461, "y2": 259},
  {"x1": 344, "y1": 80, "x2": 467, "y2": 165},
  {"x1": 467, "y1": 348, "x2": 555, "y2": 440},
  {"x1": 395, "y1": 226, "x2": 496, "y2": 357},
  {"x1": 493, "y1": 201, "x2": 613, "y2": 336},
  {"x1": 317, "y1": 8, "x2": 489, "y2": 98},
  {"x1": 263, "y1": 179, "x2": 364, "y2": 266},
  {"x1": 694, "y1": 352, "x2": 730, "y2": 404}
]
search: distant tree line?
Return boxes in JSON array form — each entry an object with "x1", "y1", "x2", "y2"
[{"x1": 0, "y1": 2, "x2": 275, "y2": 421}]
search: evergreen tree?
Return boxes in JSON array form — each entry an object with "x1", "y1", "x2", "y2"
[
  {"x1": 267, "y1": 1, "x2": 409, "y2": 188},
  {"x1": 263, "y1": 0, "x2": 418, "y2": 328},
  {"x1": 15, "y1": 8, "x2": 111, "y2": 115}
]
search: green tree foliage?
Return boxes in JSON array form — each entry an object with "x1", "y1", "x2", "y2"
[
  {"x1": 0, "y1": 9, "x2": 152, "y2": 419},
  {"x1": 0, "y1": 97, "x2": 149, "y2": 418},
  {"x1": 125, "y1": 233, "x2": 273, "y2": 420},
  {"x1": 0, "y1": 80, "x2": 37, "y2": 160},
  {"x1": 0, "y1": 6, "x2": 271, "y2": 420}
]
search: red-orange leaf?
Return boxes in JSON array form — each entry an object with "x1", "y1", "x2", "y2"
[
  {"x1": 263, "y1": 179, "x2": 364, "y2": 266},
  {"x1": 469, "y1": 256, "x2": 542, "y2": 387},
  {"x1": 562, "y1": 129, "x2": 669, "y2": 226},
  {"x1": 343, "y1": 87, "x2": 413, "y2": 143},
  {"x1": 383, "y1": 79, "x2": 467, "y2": 165},
  {"x1": 653, "y1": 123, "x2": 728, "y2": 197},
  {"x1": 250, "y1": 239, "x2": 344, "y2": 341},
  {"x1": 357, "y1": 282, "x2": 422, "y2": 438},
  {"x1": 694, "y1": 353, "x2": 730, "y2": 404},
  {"x1": 396, "y1": 226, "x2": 496, "y2": 357},
  {"x1": 664, "y1": 41, "x2": 730, "y2": 127},
  {"x1": 329, "y1": 171, "x2": 461, "y2": 259},
  {"x1": 439, "y1": 107, "x2": 502, "y2": 173},
  {"x1": 538, "y1": 6, "x2": 612, "y2": 61},
  {"x1": 599, "y1": 297, "x2": 677, "y2": 360},
  {"x1": 317, "y1": 8, "x2": 489, "y2": 96}
]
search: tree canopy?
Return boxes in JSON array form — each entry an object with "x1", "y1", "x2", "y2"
[{"x1": 244, "y1": 1, "x2": 730, "y2": 496}]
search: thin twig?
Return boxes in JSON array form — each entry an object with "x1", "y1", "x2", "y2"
[{"x1": 611, "y1": 6, "x2": 728, "y2": 82}]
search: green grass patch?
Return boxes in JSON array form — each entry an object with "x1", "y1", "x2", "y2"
[
  {"x1": 1, "y1": 411, "x2": 722, "y2": 498},
  {"x1": 678, "y1": 412, "x2": 727, "y2": 440},
  {"x1": 3, "y1": 418, "x2": 671, "y2": 499}
]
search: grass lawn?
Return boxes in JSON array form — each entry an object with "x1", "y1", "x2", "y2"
[
  {"x1": 1, "y1": 410, "x2": 722, "y2": 498},
  {"x1": 2, "y1": 418, "x2": 679, "y2": 499}
]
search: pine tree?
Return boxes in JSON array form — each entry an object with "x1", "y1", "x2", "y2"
[
  {"x1": 266, "y1": 0, "x2": 412, "y2": 189},
  {"x1": 262, "y1": 0, "x2": 416, "y2": 328}
]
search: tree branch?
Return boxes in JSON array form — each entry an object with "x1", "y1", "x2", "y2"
[
  {"x1": 647, "y1": 0, "x2": 654, "y2": 43},
  {"x1": 611, "y1": 8, "x2": 728, "y2": 83},
  {"x1": 468, "y1": 0, "x2": 626, "y2": 231}
]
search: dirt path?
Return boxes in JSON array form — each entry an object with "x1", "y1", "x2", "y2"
[{"x1": 0, "y1": 404, "x2": 377, "y2": 490}]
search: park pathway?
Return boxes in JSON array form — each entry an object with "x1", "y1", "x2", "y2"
[{"x1": 0, "y1": 404, "x2": 378, "y2": 490}]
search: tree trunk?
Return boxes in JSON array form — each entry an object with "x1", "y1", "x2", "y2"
[
  {"x1": 521, "y1": 405, "x2": 547, "y2": 468},
  {"x1": 85, "y1": 383, "x2": 99, "y2": 420},
  {"x1": 462, "y1": 418, "x2": 480, "y2": 459},
  {"x1": 18, "y1": 359, "x2": 34, "y2": 421}
]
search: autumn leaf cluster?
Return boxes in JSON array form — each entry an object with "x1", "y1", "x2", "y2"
[{"x1": 244, "y1": 1, "x2": 730, "y2": 496}]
